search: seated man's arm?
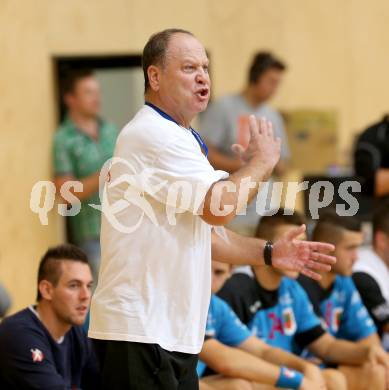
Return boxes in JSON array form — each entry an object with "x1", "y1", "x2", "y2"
[
  {"x1": 353, "y1": 272, "x2": 389, "y2": 334},
  {"x1": 200, "y1": 339, "x2": 284, "y2": 386},
  {"x1": 0, "y1": 329, "x2": 67, "y2": 390},
  {"x1": 199, "y1": 380, "x2": 215, "y2": 390},
  {"x1": 238, "y1": 336, "x2": 324, "y2": 384},
  {"x1": 357, "y1": 333, "x2": 382, "y2": 346},
  {"x1": 357, "y1": 333, "x2": 381, "y2": 346},
  {"x1": 201, "y1": 339, "x2": 321, "y2": 390},
  {"x1": 308, "y1": 333, "x2": 368, "y2": 365},
  {"x1": 307, "y1": 332, "x2": 389, "y2": 368}
]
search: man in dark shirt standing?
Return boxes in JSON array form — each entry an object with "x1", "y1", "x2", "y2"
[
  {"x1": 354, "y1": 115, "x2": 389, "y2": 198},
  {"x1": 0, "y1": 245, "x2": 98, "y2": 389}
]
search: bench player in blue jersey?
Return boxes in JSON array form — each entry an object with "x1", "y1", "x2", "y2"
[
  {"x1": 299, "y1": 211, "x2": 388, "y2": 389},
  {"x1": 218, "y1": 210, "x2": 389, "y2": 390},
  {"x1": 299, "y1": 212, "x2": 378, "y2": 343},
  {"x1": 199, "y1": 260, "x2": 346, "y2": 390}
]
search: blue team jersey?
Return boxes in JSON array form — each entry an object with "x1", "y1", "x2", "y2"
[
  {"x1": 197, "y1": 294, "x2": 251, "y2": 377},
  {"x1": 299, "y1": 275, "x2": 376, "y2": 341},
  {"x1": 218, "y1": 274, "x2": 325, "y2": 354}
]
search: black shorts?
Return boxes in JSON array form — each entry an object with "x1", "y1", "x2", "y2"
[{"x1": 93, "y1": 339, "x2": 199, "y2": 390}]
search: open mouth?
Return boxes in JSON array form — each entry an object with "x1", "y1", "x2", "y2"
[{"x1": 196, "y1": 88, "x2": 209, "y2": 99}]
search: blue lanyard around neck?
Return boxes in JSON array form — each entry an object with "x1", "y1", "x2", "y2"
[{"x1": 145, "y1": 101, "x2": 208, "y2": 158}]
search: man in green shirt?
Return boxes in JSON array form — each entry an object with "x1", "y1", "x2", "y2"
[{"x1": 53, "y1": 69, "x2": 118, "y2": 282}]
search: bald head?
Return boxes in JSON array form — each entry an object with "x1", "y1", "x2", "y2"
[{"x1": 142, "y1": 28, "x2": 194, "y2": 92}]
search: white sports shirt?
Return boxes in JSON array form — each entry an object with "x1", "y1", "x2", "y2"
[{"x1": 89, "y1": 105, "x2": 228, "y2": 353}]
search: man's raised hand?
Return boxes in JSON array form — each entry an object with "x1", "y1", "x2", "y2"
[{"x1": 231, "y1": 115, "x2": 281, "y2": 176}]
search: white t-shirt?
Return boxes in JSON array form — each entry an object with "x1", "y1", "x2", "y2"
[
  {"x1": 354, "y1": 247, "x2": 389, "y2": 303},
  {"x1": 354, "y1": 246, "x2": 389, "y2": 350},
  {"x1": 88, "y1": 105, "x2": 228, "y2": 354}
]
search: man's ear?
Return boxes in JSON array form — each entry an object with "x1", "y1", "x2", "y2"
[
  {"x1": 147, "y1": 65, "x2": 161, "y2": 91},
  {"x1": 38, "y1": 280, "x2": 54, "y2": 301}
]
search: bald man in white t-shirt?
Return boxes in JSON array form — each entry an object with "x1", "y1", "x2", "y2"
[{"x1": 89, "y1": 29, "x2": 336, "y2": 390}]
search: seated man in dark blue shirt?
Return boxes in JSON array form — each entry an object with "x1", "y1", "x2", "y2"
[{"x1": 0, "y1": 244, "x2": 98, "y2": 390}]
